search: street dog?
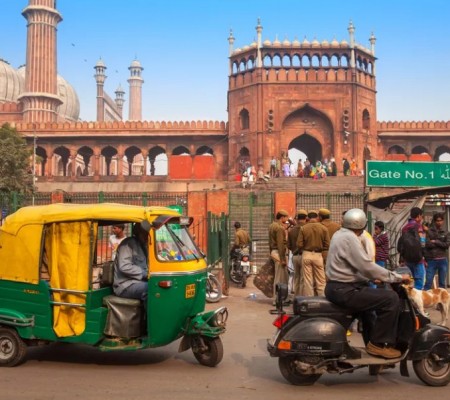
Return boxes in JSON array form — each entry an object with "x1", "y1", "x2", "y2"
[{"x1": 405, "y1": 286, "x2": 449, "y2": 326}]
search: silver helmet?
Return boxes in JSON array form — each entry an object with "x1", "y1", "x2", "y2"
[{"x1": 342, "y1": 208, "x2": 367, "y2": 230}]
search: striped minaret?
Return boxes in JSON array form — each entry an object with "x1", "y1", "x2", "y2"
[{"x1": 18, "y1": 0, "x2": 62, "y2": 123}]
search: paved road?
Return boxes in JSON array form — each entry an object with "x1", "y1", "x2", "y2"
[{"x1": 1, "y1": 280, "x2": 449, "y2": 400}]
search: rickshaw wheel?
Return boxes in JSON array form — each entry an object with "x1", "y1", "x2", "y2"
[
  {"x1": 192, "y1": 336, "x2": 223, "y2": 367},
  {"x1": 0, "y1": 327, "x2": 27, "y2": 367}
]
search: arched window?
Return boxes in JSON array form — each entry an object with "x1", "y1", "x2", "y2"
[
  {"x1": 172, "y1": 146, "x2": 190, "y2": 155},
  {"x1": 362, "y1": 109, "x2": 370, "y2": 130},
  {"x1": 388, "y1": 145, "x2": 405, "y2": 155},
  {"x1": 239, "y1": 108, "x2": 250, "y2": 130}
]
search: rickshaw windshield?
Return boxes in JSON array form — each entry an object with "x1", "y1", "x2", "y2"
[{"x1": 155, "y1": 222, "x2": 201, "y2": 261}]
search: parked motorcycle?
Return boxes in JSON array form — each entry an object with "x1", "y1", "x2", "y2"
[
  {"x1": 267, "y1": 280, "x2": 450, "y2": 386},
  {"x1": 205, "y1": 269, "x2": 222, "y2": 303},
  {"x1": 229, "y1": 247, "x2": 251, "y2": 287}
]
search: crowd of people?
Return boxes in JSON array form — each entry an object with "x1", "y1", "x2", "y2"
[
  {"x1": 239, "y1": 154, "x2": 361, "y2": 188},
  {"x1": 265, "y1": 205, "x2": 449, "y2": 359}
]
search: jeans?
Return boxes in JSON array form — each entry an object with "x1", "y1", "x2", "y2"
[
  {"x1": 405, "y1": 261, "x2": 425, "y2": 290},
  {"x1": 424, "y1": 258, "x2": 448, "y2": 290}
]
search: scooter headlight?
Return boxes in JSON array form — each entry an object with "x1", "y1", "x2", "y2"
[{"x1": 210, "y1": 306, "x2": 228, "y2": 327}]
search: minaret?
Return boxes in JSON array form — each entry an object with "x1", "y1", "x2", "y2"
[
  {"x1": 94, "y1": 58, "x2": 107, "y2": 122},
  {"x1": 348, "y1": 20, "x2": 356, "y2": 69},
  {"x1": 18, "y1": 0, "x2": 63, "y2": 123},
  {"x1": 228, "y1": 29, "x2": 235, "y2": 75},
  {"x1": 256, "y1": 18, "x2": 263, "y2": 68},
  {"x1": 127, "y1": 59, "x2": 144, "y2": 121},
  {"x1": 369, "y1": 32, "x2": 377, "y2": 75},
  {"x1": 115, "y1": 84, "x2": 125, "y2": 119}
]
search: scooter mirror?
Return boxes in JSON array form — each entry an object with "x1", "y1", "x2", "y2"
[{"x1": 275, "y1": 283, "x2": 289, "y2": 308}]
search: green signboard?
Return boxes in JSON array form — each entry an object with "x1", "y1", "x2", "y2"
[{"x1": 366, "y1": 161, "x2": 450, "y2": 188}]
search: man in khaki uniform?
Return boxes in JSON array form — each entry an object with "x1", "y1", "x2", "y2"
[
  {"x1": 269, "y1": 210, "x2": 289, "y2": 302},
  {"x1": 297, "y1": 210, "x2": 330, "y2": 296},
  {"x1": 287, "y1": 209, "x2": 308, "y2": 295},
  {"x1": 318, "y1": 208, "x2": 340, "y2": 266}
]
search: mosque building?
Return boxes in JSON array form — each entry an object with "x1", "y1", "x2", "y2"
[{"x1": 1, "y1": 0, "x2": 449, "y2": 194}]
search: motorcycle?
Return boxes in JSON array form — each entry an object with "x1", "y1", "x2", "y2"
[
  {"x1": 229, "y1": 247, "x2": 251, "y2": 288},
  {"x1": 205, "y1": 269, "x2": 222, "y2": 303},
  {"x1": 267, "y1": 278, "x2": 450, "y2": 387}
]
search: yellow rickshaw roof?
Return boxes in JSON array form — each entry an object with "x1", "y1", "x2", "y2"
[{"x1": 1, "y1": 203, "x2": 180, "y2": 235}]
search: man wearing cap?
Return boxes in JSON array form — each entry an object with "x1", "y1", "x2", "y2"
[
  {"x1": 319, "y1": 208, "x2": 340, "y2": 266},
  {"x1": 287, "y1": 209, "x2": 308, "y2": 295},
  {"x1": 297, "y1": 210, "x2": 330, "y2": 296},
  {"x1": 269, "y1": 210, "x2": 290, "y2": 301}
]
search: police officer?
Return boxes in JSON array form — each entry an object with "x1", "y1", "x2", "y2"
[
  {"x1": 269, "y1": 210, "x2": 289, "y2": 302},
  {"x1": 287, "y1": 209, "x2": 308, "y2": 296},
  {"x1": 297, "y1": 210, "x2": 330, "y2": 296}
]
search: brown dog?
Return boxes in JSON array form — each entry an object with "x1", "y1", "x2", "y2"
[{"x1": 406, "y1": 287, "x2": 449, "y2": 326}]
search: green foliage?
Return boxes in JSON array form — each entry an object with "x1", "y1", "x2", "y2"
[{"x1": 0, "y1": 123, "x2": 33, "y2": 194}]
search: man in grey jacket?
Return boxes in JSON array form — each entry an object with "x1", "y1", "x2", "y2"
[
  {"x1": 325, "y1": 209, "x2": 410, "y2": 359},
  {"x1": 113, "y1": 222, "x2": 149, "y2": 302}
]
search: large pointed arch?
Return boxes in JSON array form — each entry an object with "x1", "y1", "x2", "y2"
[{"x1": 282, "y1": 104, "x2": 333, "y2": 164}]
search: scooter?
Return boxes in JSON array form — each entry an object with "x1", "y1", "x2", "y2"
[
  {"x1": 229, "y1": 247, "x2": 251, "y2": 288},
  {"x1": 267, "y1": 280, "x2": 450, "y2": 386}
]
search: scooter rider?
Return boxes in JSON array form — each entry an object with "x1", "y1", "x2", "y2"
[
  {"x1": 325, "y1": 208, "x2": 411, "y2": 359},
  {"x1": 230, "y1": 221, "x2": 251, "y2": 259}
]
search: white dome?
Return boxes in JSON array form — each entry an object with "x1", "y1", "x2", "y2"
[
  {"x1": 16, "y1": 66, "x2": 80, "y2": 122},
  {"x1": 0, "y1": 59, "x2": 23, "y2": 102}
]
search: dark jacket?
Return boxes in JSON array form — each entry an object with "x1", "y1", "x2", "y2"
[{"x1": 424, "y1": 224, "x2": 450, "y2": 260}]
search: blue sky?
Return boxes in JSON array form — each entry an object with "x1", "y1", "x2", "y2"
[{"x1": 2, "y1": 0, "x2": 450, "y2": 123}]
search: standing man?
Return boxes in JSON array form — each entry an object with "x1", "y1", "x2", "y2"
[
  {"x1": 270, "y1": 156, "x2": 277, "y2": 178},
  {"x1": 373, "y1": 221, "x2": 389, "y2": 268},
  {"x1": 319, "y1": 208, "x2": 340, "y2": 266},
  {"x1": 297, "y1": 210, "x2": 330, "y2": 296},
  {"x1": 269, "y1": 210, "x2": 290, "y2": 303},
  {"x1": 424, "y1": 212, "x2": 450, "y2": 290},
  {"x1": 399, "y1": 207, "x2": 426, "y2": 289},
  {"x1": 114, "y1": 222, "x2": 149, "y2": 302},
  {"x1": 109, "y1": 224, "x2": 126, "y2": 261},
  {"x1": 287, "y1": 209, "x2": 308, "y2": 296}
]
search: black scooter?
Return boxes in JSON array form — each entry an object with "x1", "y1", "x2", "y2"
[
  {"x1": 229, "y1": 247, "x2": 251, "y2": 288},
  {"x1": 267, "y1": 279, "x2": 450, "y2": 386}
]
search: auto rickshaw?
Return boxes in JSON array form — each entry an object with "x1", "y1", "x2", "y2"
[{"x1": 0, "y1": 203, "x2": 227, "y2": 367}]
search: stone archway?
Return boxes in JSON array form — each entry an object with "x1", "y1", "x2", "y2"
[
  {"x1": 281, "y1": 105, "x2": 334, "y2": 166},
  {"x1": 288, "y1": 134, "x2": 322, "y2": 165}
]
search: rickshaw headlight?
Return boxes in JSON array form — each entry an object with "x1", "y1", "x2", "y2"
[{"x1": 210, "y1": 307, "x2": 228, "y2": 327}]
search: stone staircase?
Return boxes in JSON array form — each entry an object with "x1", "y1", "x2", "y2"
[{"x1": 228, "y1": 175, "x2": 365, "y2": 193}]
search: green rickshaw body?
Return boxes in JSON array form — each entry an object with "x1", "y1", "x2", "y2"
[{"x1": 0, "y1": 203, "x2": 226, "y2": 366}]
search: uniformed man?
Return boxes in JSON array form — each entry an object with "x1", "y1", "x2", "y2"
[
  {"x1": 318, "y1": 208, "x2": 340, "y2": 266},
  {"x1": 297, "y1": 210, "x2": 330, "y2": 296},
  {"x1": 269, "y1": 210, "x2": 289, "y2": 302},
  {"x1": 287, "y1": 209, "x2": 308, "y2": 296},
  {"x1": 230, "y1": 221, "x2": 251, "y2": 261}
]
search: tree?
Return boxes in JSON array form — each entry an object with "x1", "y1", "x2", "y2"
[{"x1": 0, "y1": 123, "x2": 33, "y2": 194}]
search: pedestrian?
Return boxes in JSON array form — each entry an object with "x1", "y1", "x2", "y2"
[
  {"x1": 109, "y1": 223, "x2": 126, "y2": 261},
  {"x1": 343, "y1": 158, "x2": 350, "y2": 176},
  {"x1": 269, "y1": 210, "x2": 290, "y2": 304},
  {"x1": 269, "y1": 156, "x2": 277, "y2": 178},
  {"x1": 424, "y1": 212, "x2": 450, "y2": 290},
  {"x1": 398, "y1": 207, "x2": 426, "y2": 290},
  {"x1": 373, "y1": 221, "x2": 389, "y2": 268},
  {"x1": 297, "y1": 210, "x2": 330, "y2": 296},
  {"x1": 287, "y1": 209, "x2": 308, "y2": 296}
]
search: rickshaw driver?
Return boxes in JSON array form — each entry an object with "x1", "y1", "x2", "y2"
[{"x1": 113, "y1": 222, "x2": 149, "y2": 302}]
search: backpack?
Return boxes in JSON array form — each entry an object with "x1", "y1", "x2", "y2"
[{"x1": 397, "y1": 228, "x2": 422, "y2": 263}]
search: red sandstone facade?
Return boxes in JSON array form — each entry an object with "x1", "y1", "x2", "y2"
[{"x1": 1, "y1": 2, "x2": 449, "y2": 193}]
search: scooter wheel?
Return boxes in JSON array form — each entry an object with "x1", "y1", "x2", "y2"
[
  {"x1": 0, "y1": 327, "x2": 27, "y2": 367},
  {"x1": 413, "y1": 354, "x2": 450, "y2": 386},
  {"x1": 278, "y1": 357, "x2": 322, "y2": 386}
]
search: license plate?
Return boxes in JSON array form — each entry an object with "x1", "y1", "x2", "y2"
[{"x1": 185, "y1": 283, "x2": 196, "y2": 298}]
